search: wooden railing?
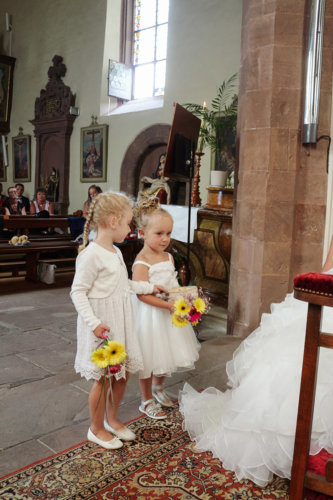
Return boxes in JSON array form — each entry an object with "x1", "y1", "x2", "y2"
[{"x1": 0, "y1": 214, "x2": 84, "y2": 234}]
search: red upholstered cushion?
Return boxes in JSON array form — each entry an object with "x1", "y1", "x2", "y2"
[
  {"x1": 294, "y1": 272, "x2": 333, "y2": 295},
  {"x1": 306, "y1": 450, "x2": 333, "y2": 500}
]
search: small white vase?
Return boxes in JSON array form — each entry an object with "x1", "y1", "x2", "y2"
[{"x1": 210, "y1": 170, "x2": 228, "y2": 187}]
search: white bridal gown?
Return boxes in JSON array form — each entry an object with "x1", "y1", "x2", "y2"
[{"x1": 179, "y1": 289, "x2": 333, "y2": 487}]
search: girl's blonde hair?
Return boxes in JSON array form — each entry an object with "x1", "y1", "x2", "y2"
[
  {"x1": 134, "y1": 196, "x2": 172, "y2": 230},
  {"x1": 79, "y1": 192, "x2": 132, "y2": 252}
]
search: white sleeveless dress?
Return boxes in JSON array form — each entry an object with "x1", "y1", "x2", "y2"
[
  {"x1": 132, "y1": 253, "x2": 200, "y2": 379},
  {"x1": 179, "y1": 288, "x2": 333, "y2": 487}
]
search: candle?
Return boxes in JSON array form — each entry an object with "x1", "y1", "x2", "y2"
[{"x1": 198, "y1": 101, "x2": 207, "y2": 152}]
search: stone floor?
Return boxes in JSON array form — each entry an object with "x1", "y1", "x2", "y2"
[{"x1": 0, "y1": 283, "x2": 242, "y2": 478}]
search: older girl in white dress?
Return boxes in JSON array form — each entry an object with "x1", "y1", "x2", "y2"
[{"x1": 71, "y1": 192, "x2": 165, "y2": 449}]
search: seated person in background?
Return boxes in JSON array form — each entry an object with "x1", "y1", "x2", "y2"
[
  {"x1": 30, "y1": 187, "x2": 54, "y2": 215},
  {"x1": 15, "y1": 183, "x2": 30, "y2": 213},
  {"x1": 83, "y1": 184, "x2": 102, "y2": 218},
  {"x1": 4, "y1": 186, "x2": 27, "y2": 215},
  {"x1": 0, "y1": 182, "x2": 7, "y2": 214}
]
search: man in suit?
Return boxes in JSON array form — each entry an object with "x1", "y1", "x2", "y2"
[{"x1": 15, "y1": 183, "x2": 30, "y2": 213}]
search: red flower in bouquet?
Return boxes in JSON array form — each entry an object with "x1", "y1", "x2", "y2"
[{"x1": 188, "y1": 307, "x2": 201, "y2": 325}]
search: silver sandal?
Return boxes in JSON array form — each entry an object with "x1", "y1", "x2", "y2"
[
  {"x1": 139, "y1": 398, "x2": 167, "y2": 420},
  {"x1": 152, "y1": 385, "x2": 175, "y2": 407}
]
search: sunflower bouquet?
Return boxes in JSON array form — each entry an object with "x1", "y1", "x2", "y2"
[
  {"x1": 171, "y1": 288, "x2": 209, "y2": 328},
  {"x1": 91, "y1": 332, "x2": 127, "y2": 403}
]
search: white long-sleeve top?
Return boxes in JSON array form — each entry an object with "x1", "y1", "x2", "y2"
[{"x1": 70, "y1": 242, "x2": 154, "y2": 331}]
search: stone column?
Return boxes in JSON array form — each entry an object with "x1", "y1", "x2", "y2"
[{"x1": 228, "y1": 0, "x2": 333, "y2": 337}]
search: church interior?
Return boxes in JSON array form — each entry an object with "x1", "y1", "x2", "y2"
[{"x1": 1, "y1": 0, "x2": 333, "y2": 497}]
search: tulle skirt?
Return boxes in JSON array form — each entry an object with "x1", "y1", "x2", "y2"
[
  {"x1": 132, "y1": 297, "x2": 200, "y2": 379},
  {"x1": 179, "y1": 294, "x2": 333, "y2": 486}
]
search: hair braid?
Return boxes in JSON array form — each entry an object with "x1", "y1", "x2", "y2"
[{"x1": 78, "y1": 196, "x2": 99, "y2": 253}]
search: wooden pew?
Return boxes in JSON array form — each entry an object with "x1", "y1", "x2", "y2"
[
  {"x1": 0, "y1": 215, "x2": 140, "y2": 286},
  {"x1": 0, "y1": 240, "x2": 79, "y2": 282},
  {"x1": 0, "y1": 215, "x2": 84, "y2": 282},
  {"x1": 0, "y1": 214, "x2": 85, "y2": 236}
]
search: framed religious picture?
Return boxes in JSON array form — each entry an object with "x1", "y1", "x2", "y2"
[
  {"x1": 0, "y1": 137, "x2": 7, "y2": 181},
  {"x1": 80, "y1": 119, "x2": 108, "y2": 182},
  {"x1": 0, "y1": 55, "x2": 16, "y2": 134},
  {"x1": 12, "y1": 130, "x2": 31, "y2": 182}
]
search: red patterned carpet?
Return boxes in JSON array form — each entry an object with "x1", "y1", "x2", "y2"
[{"x1": 0, "y1": 405, "x2": 331, "y2": 499}]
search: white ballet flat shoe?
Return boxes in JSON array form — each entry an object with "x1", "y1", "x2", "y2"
[
  {"x1": 87, "y1": 428, "x2": 123, "y2": 449},
  {"x1": 104, "y1": 419, "x2": 136, "y2": 441}
]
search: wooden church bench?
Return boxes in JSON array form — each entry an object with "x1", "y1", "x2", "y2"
[
  {"x1": 0, "y1": 215, "x2": 85, "y2": 240},
  {"x1": 38, "y1": 256, "x2": 76, "y2": 274},
  {"x1": 0, "y1": 240, "x2": 78, "y2": 282},
  {"x1": 0, "y1": 260, "x2": 26, "y2": 277}
]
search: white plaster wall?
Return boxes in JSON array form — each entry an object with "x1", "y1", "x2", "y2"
[
  {"x1": 0, "y1": 0, "x2": 242, "y2": 212},
  {"x1": 0, "y1": 0, "x2": 107, "y2": 203}
]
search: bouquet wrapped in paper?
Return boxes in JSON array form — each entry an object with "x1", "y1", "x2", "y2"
[
  {"x1": 158, "y1": 285, "x2": 198, "y2": 302},
  {"x1": 165, "y1": 286, "x2": 210, "y2": 328}
]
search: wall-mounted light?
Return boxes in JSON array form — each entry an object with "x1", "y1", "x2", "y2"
[
  {"x1": 69, "y1": 106, "x2": 80, "y2": 116},
  {"x1": 2, "y1": 136, "x2": 8, "y2": 166},
  {"x1": 302, "y1": 0, "x2": 326, "y2": 144},
  {"x1": 5, "y1": 12, "x2": 12, "y2": 32}
]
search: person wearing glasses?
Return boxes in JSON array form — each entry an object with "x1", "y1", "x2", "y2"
[{"x1": 4, "y1": 186, "x2": 27, "y2": 215}]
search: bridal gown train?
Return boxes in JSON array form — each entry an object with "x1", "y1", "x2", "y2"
[{"x1": 179, "y1": 289, "x2": 333, "y2": 487}]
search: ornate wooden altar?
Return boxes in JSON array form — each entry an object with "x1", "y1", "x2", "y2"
[
  {"x1": 172, "y1": 203, "x2": 232, "y2": 306},
  {"x1": 30, "y1": 55, "x2": 77, "y2": 214}
]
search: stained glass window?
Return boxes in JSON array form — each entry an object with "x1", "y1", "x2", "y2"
[{"x1": 133, "y1": 0, "x2": 169, "y2": 99}]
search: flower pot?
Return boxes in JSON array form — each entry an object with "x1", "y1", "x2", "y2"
[{"x1": 210, "y1": 170, "x2": 228, "y2": 187}]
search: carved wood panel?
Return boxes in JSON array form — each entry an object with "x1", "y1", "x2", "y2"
[{"x1": 30, "y1": 56, "x2": 77, "y2": 214}]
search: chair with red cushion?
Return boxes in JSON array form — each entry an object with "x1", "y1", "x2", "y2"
[{"x1": 289, "y1": 272, "x2": 333, "y2": 499}]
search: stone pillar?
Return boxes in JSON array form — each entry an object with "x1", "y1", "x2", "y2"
[{"x1": 228, "y1": 0, "x2": 333, "y2": 337}]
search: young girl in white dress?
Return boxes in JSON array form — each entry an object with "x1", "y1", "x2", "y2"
[
  {"x1": 71, "y1": 192, "x2": 165, "y2": 449},
  {"x1": 179, "y1": 239, "x2": 333, "y2": 487},
  {"x1": 132, "y1": 197, "x2": 200, "y2": 420}
]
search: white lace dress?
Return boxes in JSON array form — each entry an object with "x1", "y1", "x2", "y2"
[
  {"x1": 179, "y1": 289, "x2": 333, "y2": 487},
  {"x1": 132, "y1": 254, "x2": 200, "y2": 379},
  {"x1": 71, "y1": 243, "x2": 153, "y2": 381}
]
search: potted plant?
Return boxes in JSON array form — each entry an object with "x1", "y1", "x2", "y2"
[{"x1": 184, "y1": 73, "x2": 238, "y2": 187}]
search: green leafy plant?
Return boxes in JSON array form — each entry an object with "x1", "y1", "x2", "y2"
[{"x1": 184, "y1": 73, "x2": 238, "y2": 171}]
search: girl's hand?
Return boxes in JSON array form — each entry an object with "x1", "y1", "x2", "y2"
[
  {"x1": 152, "y1": 284, "x2": 167, "y2": 294},
  {"x1": 168, "y1": 301, "x2": 174, "y2": 312},
  {"x1": 93, "y1": 323, "x2": 110, "y2": 339}
]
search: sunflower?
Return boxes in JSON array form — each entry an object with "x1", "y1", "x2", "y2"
[
  {"x1": 193, "y1": 297, "x2": 206, "y2": 314},
  {"x1": 173, "y1": 297, "x2": 191, "y2": 317},
  {"x1": 104, "y1": 340, "x2": 127, "y2": 366},
  {"x1": 91, "y1": 348, "x2": 110, "y2": 368},
  {"x1": 172, "y1": 314, "x2": 189, "y2": 328}
]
